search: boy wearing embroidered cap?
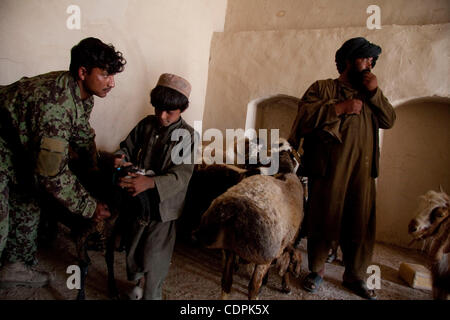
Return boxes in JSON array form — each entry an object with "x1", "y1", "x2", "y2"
[{"x1": 114, "y1": 73, "x2": 197, "y2": 300}]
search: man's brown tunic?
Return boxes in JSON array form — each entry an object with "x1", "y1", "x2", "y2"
[{"x1": 289, "y1": 79, "x2": 395, "y2": 278}]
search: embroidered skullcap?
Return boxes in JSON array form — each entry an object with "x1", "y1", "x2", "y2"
[{"x1": 156, "y1": 73, "x2": 191, "y2": 98}]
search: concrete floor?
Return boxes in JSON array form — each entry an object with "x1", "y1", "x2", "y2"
[{"x1": 0, "y1": 225, "x2": 433, "y2": 301}]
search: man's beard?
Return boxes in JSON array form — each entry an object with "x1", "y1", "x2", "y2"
[{"x1": 348, "y1": 66, "x2": 370, "y2": 90}]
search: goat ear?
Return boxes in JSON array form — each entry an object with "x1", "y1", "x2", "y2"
[{"x1": 439, "y1": 185, "x2": 445, "y2": 193}]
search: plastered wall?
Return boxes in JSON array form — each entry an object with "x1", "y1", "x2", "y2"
[
  {"x1": 0, "y1": 0, "x2": 227, "y2": 151},
  {"x1": 203, "y1": 1, "x2": 449, "y2": 248},
  {"x1": 203, "y1": 24, "x2": 449, "y2": 132},
  {"x1": 377, "y1": 98, "x2": 450, "y2": 248},
  {"x1": 224, "y1": 0, "x2": 450, "y2": 32}
]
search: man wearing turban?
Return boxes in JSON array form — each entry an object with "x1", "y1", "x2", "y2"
[{"x1": 288, "y1": 37, "x2": 396, "y2": 299}]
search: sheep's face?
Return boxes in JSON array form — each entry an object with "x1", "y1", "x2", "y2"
[
  {"x1": 278, "y1": 150, "x2": 298, "y2": 174},
  {"x1": 259, "y1": 138, "x2": 300, "y2": 175},
  {"x1": 408, "y1": 190, "x2": 449, "y2": 241}
]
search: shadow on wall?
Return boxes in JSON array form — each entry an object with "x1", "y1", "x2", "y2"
[
  {"x1": 376, "y1": 96, "x2": 450, "y2": 248},
  {"x1": 245, "y1": 94, "x2": 300, "y2": 139}
]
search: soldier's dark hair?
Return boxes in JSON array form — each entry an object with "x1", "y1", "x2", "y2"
[
  {"x1": 150, "y1": 85, "x2": 189, "y2": 112},
  {"x1": 69, "y1": 37, "x2": 126, "y2": 79}
]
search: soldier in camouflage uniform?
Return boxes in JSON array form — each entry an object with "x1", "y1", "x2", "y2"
[{"x1": 0, "y1": 37, "x2": 126, "y2": 288}]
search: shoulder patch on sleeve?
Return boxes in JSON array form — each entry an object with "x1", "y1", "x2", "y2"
[{"x1": 36, "y1": 136, "x2": 68, "y2": 177}]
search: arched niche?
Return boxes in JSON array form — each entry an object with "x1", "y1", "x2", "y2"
[
  {"x1": 376, "y1": 96, "x2": 450, "y2": 248},
  {"x1": 245, "y1": 94, "x2": 300, "y2": 139}
]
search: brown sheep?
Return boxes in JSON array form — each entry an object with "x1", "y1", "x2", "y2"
[{"x1": 194, "y1": 165, "x2": 304, "y2": 300}]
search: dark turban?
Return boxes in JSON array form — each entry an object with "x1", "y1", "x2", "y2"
[{"x1": 335, "y1": 37, "x2": 382, "y2": 74}]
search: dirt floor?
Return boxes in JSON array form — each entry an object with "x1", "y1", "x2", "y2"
[{"x1": 0, "y1": 224, "x2": 433, "y2": 301}]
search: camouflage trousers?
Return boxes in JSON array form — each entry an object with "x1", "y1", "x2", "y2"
[{"x1": 0, "y1": 136, "x2": 40, "y2": 266}]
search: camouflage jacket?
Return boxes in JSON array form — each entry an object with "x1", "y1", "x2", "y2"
[{"x1": 0, "y1": 71, "x2": 97, "y2": 218}]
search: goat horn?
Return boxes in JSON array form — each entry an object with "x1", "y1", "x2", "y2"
[{"x1": 291, "y1": 149, "x2": 302, "y2": 165}]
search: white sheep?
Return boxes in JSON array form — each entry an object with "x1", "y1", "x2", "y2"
[{"x1": 408, "y1": 188, "x2": 449, "y2": 300}]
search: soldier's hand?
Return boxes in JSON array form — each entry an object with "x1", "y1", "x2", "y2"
[
  {"x1": 362, "y1": 71, "x2": 378, "y2": 93},
  {"x1": 93, "y1": 202, "x2": 111, "y2": 222},
  {"x1": 335, "y1": 99, "x2": 363, "y2": 115}
]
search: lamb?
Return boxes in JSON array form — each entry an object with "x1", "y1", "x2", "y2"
[
  {"x1": 193, "y1": 144, "x2": 304, "y2": 300},
  {"x1": 408, "y1": 188, "x2": 449, "y2": 300}
]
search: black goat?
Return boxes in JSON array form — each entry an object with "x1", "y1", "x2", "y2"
[{"x1": 39, "y1": 151, "x2": 129, "y2": 300}]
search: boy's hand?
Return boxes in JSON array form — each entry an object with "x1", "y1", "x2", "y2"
[
  {"x1": 114, "y1": 154, "x2": 132, "y2": 168},
  {"x1": 119, "y1": 173, "x2": 155, "y2": 197}
]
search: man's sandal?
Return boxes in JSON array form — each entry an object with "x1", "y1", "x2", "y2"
[
  {"x1": 302, "y1": 272, "x2": 323, "y2": 293},
  {"x1": 343, "y1": 280, "x2": 377, "y2": 300}
]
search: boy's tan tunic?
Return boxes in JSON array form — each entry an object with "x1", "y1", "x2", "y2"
[
  {"x1": 116, "y1": 115, "x2": 196, "y2": 223},
  {"x1": 116, "y1": 115, "x2": 196, "y2": 298},
  {"x1": 289, "y1": 79, "x2": 395, "y2": 243}
]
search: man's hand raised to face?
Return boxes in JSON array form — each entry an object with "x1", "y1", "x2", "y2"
[{"x1": 362, "y1": 71, "x2": 378, "y2": 94}]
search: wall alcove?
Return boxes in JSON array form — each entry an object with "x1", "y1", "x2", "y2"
[
  {"x1": 245, "y1": 94, "x2": 300, "y2": 140},
  {"x1": 376, "y1": 96, "x2": 450, "y2": 247},
  {"x1": 245, "y1": 94, "x2": 449, "y2": 249}
]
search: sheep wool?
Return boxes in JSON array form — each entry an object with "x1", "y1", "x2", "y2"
[{"x1": 198, "y1": 173, "x2": 303, "y2": 264}]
